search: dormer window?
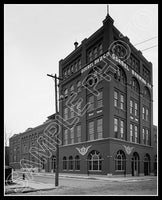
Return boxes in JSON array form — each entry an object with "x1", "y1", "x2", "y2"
[
  {"x1": 99, "y1": 44, "x2": 103, "y2": 55},
  {"x1": 78, "y1": 59, "x2": 81, "y2": 70},
  {"x1": 75, "y1": 62, "x2": 78, "y2": 72},
  {"x1": 94, "y1": 47, "x2": 97, "y2": 59},
  {"x1": 67, "y1": 68, "x2": 71, "y2": 76},
  {"x1": 63, "y1": 70, "x2": 67, "y2": 78},
  {"x1": 71, "y1": 65, "x2": 74, "y2": 73},
  {"x1": 64, "y1": 88, "x2": 68, "y2": 97},
  {"x1": 89, "y1": 51, "x2": 93, "y2": 62}
]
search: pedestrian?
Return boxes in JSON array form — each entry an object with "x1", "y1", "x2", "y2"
[{"x1": 22, "y1": 173, "x2": 25, "y2": 180}]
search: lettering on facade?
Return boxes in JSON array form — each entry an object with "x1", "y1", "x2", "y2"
[
  {"x1": 76, "y1": 145, "x2": 92, "y2": 156},
  {"x1": 132, "y1": 70, "x2": 152, "y2": 89},
  {"x1": 111, "y1": 53, "x2": 129, "y2": 71},
  {"x1": 81, "y1": 50, "x2": 152, "y2": 89}
]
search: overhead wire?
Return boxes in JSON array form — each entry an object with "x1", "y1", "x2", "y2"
[
  {"x1": 141, "y1": 45, "x2": 158, "y2": 52},
  {"x1": 134, "y1": 36, "x2": 158, "y2": 46}
]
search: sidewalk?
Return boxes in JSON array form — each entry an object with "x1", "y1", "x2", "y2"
[
  {"x1": 5, "y1": 171, "x2": 157, "y2": 194},
  {"x1": 35, "y1": 172, "x2": 157, "y2": 182},
  {"x1": 5, "y1": 179, "x2": 56, "y2": 194},
  {"x1": 14, "y1": 170, "x2": 157, "y2": 181}
]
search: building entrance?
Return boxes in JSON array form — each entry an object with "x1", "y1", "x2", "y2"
[
  {"x1": 144, "y1": 154, "x2": 150, "y2": 176},
  {"x1": 131, "y1": 152, "x2": 140, "y2": 176}
]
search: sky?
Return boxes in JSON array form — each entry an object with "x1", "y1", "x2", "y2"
[{"x1": 4, "y1": 4, "x2": 158, "y2": 142}]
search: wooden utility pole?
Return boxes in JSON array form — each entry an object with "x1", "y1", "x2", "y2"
[{"x1": 47, "y1": 73, "x2": 62, "y2": 187}]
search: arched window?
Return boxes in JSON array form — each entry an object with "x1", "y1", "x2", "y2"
[
  {"x1": 143, "y1": 86, "x2": 151, "y2": 100},
  {"x1": 40, "y1": 157, "x2": 45, "y2": 170},
  {"x1": 99, "y1": 43, "x2": 103, "y2": 55},
  {"x1": 118, "y1": 67, "x2": 127, "y2": 85},
  {"x1": 89, "y1": 51, "x2": 93, "y2": 62},
  {"x1": 70, "y1": 85, "x2": 74, "y2": 95},
  {"x1": 131, "y1": 152, "x2": 140, "y2": 176},
  {"x1": 131, "y1": 77, "x2": 140, "y2": 93},
  {"x1": 64, "y1": 88, "x2": 68, "y2": 97},
  {"x1": 63, "y1": 70, "x2": 67, "y2": 78},
  {"x1": 88, "y1": 150, "x2": 102, "y2": 171},
  {"x1": 67, "y1": 68, "x2": 71, "y2": 76},
  {"x1": 85, "y1": 69, "x2": 99, "y2": 90},
  {"x1": 51, "y1": 155, "x2": 56, "y2": 172},
  {"x1": 144, "y1": 153, "x2": 150, "y2": 162},
  {"x1": 93, "y1": 47, "x2": 98, "y2": 58},
  {"x1": 77, "y1": 81, "x2": 81, "y2": 93},
  {"x1": 71, "y1": 64, "x2": 74, "y2": 74},
  {"x1": 115, "y1": 150, "x2": 126, "y2": 171},
  {"x1": 63, "y1": 156, "x2": 67, "y2": 170},
  {"x1": 74, "y1": 62, "x2": 78, "y2": 72},
  {"x1": 69, "y1": 156, "x2": 73, "y2": 170},
  {"x1": 75, "y1": 155, "x2": 80, "y2": 170},
  {"x1": 78, "y1": 59, "x2": 81, "y2": 70}
]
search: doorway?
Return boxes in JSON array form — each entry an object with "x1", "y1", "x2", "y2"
[
  {"x1": 144, "y1": 154, "x2": 150, "y2": 176},
  {"x1": 131, "y1": 152, "x2": 140, "y2": 176}
]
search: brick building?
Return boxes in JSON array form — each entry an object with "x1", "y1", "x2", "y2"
[
  {"x1": 9, "y1": 13, "x2": 157, "y2": 176},
  {"x1": 5, "y1": 146, "x2": 10, "y2": 166},
  {"x1": 9, "y1": 114, "x2": 57, "y2": 172},
  {"x1": 57, "y1": 13, "x2": 157, "y2": 176}
]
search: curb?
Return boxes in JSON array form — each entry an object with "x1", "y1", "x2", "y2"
[
  {"x1": 5, "y1": 187, "x2": 58, "y2": 194},
  {"x1": 22, "y1": 187, "x2": 57, "y2": 193}
]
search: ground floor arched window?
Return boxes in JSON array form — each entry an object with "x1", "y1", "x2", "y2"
[
  {"x1": 115, "y1": 150, "x2": 126, "y2": 171},
  {"x1": 63, "y1": 156, "x2": 67, "y2": 170},
  {"x1": 144, "y1": 153, "x2": 151, "y2": 176},
  {"x1": 40, "y1": 157, "x2": 45, "y2": 170},
  {"x1": 87, "y1": 150, "x2": 102, "y2": 171},
  {"x1": 75, "y1": 155, "x2": 80, "y2": 170},
  {"x1": 69, "y1": 156, "x2": 73, "y2": 170},
  {"x1": 51, "y1": 155, "x2": 56, "y2": 172}
]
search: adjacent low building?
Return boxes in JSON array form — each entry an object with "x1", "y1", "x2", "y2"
[
  {"x1": 5, "y1": 146, "x2": 10, "y2": 166},
  {"x1": 9, "y1": 114, "x2": 57, "y2": 172}
]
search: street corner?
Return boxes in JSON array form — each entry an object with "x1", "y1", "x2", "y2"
[{"x1": 5, "y1": 186, "x2": 34, "y2": 195}]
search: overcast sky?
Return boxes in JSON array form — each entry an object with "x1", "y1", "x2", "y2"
[{"x1": 4, "y1": 4, "x2": 158, "y2": 140}]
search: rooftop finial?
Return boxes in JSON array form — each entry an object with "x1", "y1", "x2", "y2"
[
  {"x1": 107, "y1": 4, "x2": 109, "y2": 15},
  {"x1": 74, "y1": 41, "x2": 78, "y2": 49}
]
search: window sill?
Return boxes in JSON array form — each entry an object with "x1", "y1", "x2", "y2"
[
  {"x1": 142, "y1": 119, "x2": 149, "y2": 122},
  {"x1": 129, "y1": 141, "x2": 140, "y2": 144},
  {"x1": 115, "y1": 170, "x2": 125, "y2": 172},
  {"x1": 121, "y1": 109, "x2": 126, "y2": 112},
  {"x1": 130, "y1": 115, "x2": 134, "y2": 119},
  {"x1": 114, "y1": 107, "x2": 126, "y2": 112},
  {"x1": 88, "y1": 112, "x2": 94, "y2": 116},
  {"x1": 88, "y1": 170, "x2": 102, "y2": 172}
]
